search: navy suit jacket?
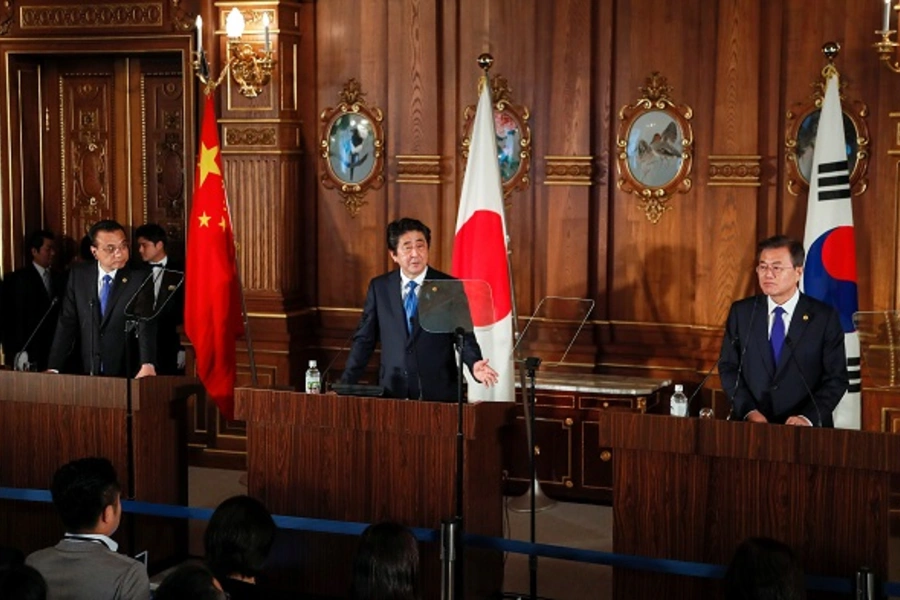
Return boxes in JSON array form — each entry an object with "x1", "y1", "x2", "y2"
[
  {"x1": 340, "y1": 267, "x2": 483, "y2": 402},
  {"x1": 718, "y1": 293, "x2": 848, "y2": 427},
  {"x1": 47, "y1": 260, "x2": 157, "y2": 377},
  {"x1": 150, "y1": 259, "x2": 185, "y2": 375},
  {"x1": 1, "y1": 264, "x2": 65, "y2": 370}
]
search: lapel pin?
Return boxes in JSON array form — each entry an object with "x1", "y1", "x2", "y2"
[
  {"x1": 802, "y1": 314, "x2": 809, "y2": 321},
  {"x1": 122, "y1": 277, "x2": 128, "y2": 283},
  {"x1": 167, "y1": 285, "x2": 176, "y2": 291},
  {"x1": 431, "y1": 286, "x2": 438, "y2": 292}
]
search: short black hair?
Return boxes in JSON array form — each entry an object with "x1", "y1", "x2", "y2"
[
  {"x1": 724, "y1": 537, "x2": 805, "y2": 600},
  {"x1": 50, "y1": 457, "x2": 121, "y2": 533},
  {"x1": 757, "y1": 235, "x2": 805, "y2": 268},
  {"x1": 134, "y1": 223, "x2": 167, "y2": 248},
  {"x1": 350, "y1": 522, "x2": 420, "y2": 600},
  {"x1": 87, "y1": 220, "x2": 126, "y2": 245},
  {"x1": 26, "y1": 230, "x2": 54, "y2": 255},
  {"x1": 79, "y1": 235, "x2": 95, "y2": 262},
  {"x1": 386, "y1": 218, "x2": 431, "y2": 253},
  {"x1": 0, "y1": 564, "x2": 47, "y2": 600},
  {"x1": 154, "y1": 564, "x2": 223, "y2": 600},
  {"x1": 204, "y1": 495, "x2": 276, "y2": 580}
]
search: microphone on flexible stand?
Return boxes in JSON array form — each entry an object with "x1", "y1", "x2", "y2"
[
  {"x1": 685, "y1": 352, "x2": 724, "y2": 417},
  {"x1": 14, "y1": 297, "x2": 59, "y2": 371},
  {"x1": 783, "y1": 335, "x2": 824, "y2": 427},
  {"x1": 726, "y1": 295, "x2": 760, "y2": 420}
]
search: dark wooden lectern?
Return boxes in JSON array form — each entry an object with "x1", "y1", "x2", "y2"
[
  {"x1": 235, "y1": 389, "x2": 512, "y2": 599},
  {"x1": 599, "y1": 412, "x2": 900, "y2": 599},
  {"x1": 0, "y1": 371, "x2": 197, "y2": 570}
]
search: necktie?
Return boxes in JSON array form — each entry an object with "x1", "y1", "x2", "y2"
[
  {"x1": 404, "y1": 281, "x2": 418, "y2": 334},
  {"x1": 42, "y1": 270, "x2": 52, "y2": 297},
  {"x1": 770, "y1": 306, "x2": 786, "y2": 365},
  {"x1": 99, "y1": 274, "x2": 113, "y2": 317}
]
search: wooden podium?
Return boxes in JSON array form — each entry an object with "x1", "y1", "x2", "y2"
[
  {"x1": 599, "y1": 412, "x2": 900, "y2": 599},
  {"x1": 235, "y1": 388, "x2": 512, "y2": 599},
  {"x1": 0, "y1": 371, "x2": 197, "y2": 570}
]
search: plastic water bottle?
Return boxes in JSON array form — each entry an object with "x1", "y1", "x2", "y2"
[
  {"x1": 305, "y1": 360, "x2": 321, "y2": 394},
  {"x1": 670, "y1": 384, "x2": 688, "y2": 417}
]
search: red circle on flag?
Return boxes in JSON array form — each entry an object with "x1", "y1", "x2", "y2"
[
  {"x1": 452, "y1": 210, "x2": 512, "y2": 327},
  {"x1": 821, "y1": 226, "x2": 857, "y2": 283}
]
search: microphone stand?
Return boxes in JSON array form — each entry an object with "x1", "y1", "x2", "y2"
[
  {"x1": 524, "y1": 356, "x2": 541, "y2": 600},
  {"x1": 441, "y1": 326, "x2": 467, "y2": 600},
  {"x1": 14, "y1": 297, "x2": 59, "y2": 371}
]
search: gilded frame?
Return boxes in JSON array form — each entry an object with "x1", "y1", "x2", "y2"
[
  {"x1": 615, "y1": 72, "x2": 693, "y2": 224},
  {"x1": 461, "y1": 74, "x2": 532, "y2": 198},
  {"x1": 785, "y1": 73, "x2": 869, "y2": 196},
  {"x1": 319, "y1": 79, "x2": 385, "y2": 217}
]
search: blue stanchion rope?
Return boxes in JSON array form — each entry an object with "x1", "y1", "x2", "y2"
[{"x1": 0, "y1": 487, "x2": 889, "y2": 596}]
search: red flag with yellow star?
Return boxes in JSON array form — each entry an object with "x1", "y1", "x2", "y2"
[{"x1": 185, "y1": 93, "x2": 244, "y2": 420}]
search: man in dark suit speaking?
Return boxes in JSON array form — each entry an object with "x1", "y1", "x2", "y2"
[
  {"x1": 719, "y1": 235, "x2": 848, "y2": 426},
  {"x1": 340, "y1": 217, "x2": 499, "y2": 402},
  {"x1": 47, "y1": 219, "x2": 157, "y2": 378}
]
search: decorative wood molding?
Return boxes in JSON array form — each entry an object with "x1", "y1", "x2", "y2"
[
  {"x1": 707, "y1": 155, "x2": 762, "y2": 187},
  {"x1": 395, "y1": 155, "x2": 441, "y2": 184},
  {"x1": 224, "y1": 126, "x2": 277, "y2": 147},
  {"x1": 20, "y1": 3, "x2": 165, "y2": 29},
  {"x1": 169, "y1": 0, "x2": 195, "y2": 31},
  {"x1": 544, "y1": 156, "x2": 595, "y2": 186}
]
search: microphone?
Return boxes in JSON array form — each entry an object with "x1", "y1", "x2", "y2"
[
  {"x1": 89, "y1": 298, "x2": 96, "y2": 376},
  {"x1": 322, "y1": 309, "x2": 376, "y2": 391},
  {"x1": 685, "y1": 353, "x2": 722, "y2": 417},
  {"x1": 727, "y1": 295, "x2": 760, "y2": 419},
  {"x1": 409, "y1": 315, "x2": 424, "y2": 400},
  {"x1": 14, "y1": 297, "x2": 59, "y2": 371},
  {"x1": 783, "y1": 336, "x2": 824, "y2": 427}
]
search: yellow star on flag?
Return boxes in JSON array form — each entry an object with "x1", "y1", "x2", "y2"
[
  {"x1": 198, "y1": 142, "x2": 221, "y2": 186},
  {"x1": 199, "y1": 211, "x2": 211, "y2": 227},
  {"x1": 219, "y1": 217, "x2": 227, "y2": 231}
]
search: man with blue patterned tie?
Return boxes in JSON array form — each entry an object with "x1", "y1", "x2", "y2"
[
  {"x1": 719, "y1": 235, "x2": 848, "y2": 426},
  {"x1": 47, "y1": 220, "x2": 157, "y2": 378},
  {"x1": 340, "y1": 217, "x2": 498, "y2": 402}
]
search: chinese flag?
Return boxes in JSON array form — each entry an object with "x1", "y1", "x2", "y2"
[{"x1": 184, "y1": 93, "x2": 244, "y2": 420}]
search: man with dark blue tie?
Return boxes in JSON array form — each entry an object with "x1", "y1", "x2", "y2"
[
  {"x1": 340, "y1": 217, "x2": 498, "y2": 401},
  {"x1": 719, "y1": 235, "x2": 848, "y2": 426},
  {"x1": 47, "y1": 220, "x2": 157, "y2": 378}
]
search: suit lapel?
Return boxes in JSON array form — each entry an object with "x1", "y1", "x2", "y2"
[
  {"x1": 776, "y1": 294, "x2": 812, "y2": 375},
  {"x1": 751, "y1": 295, "x2": 776, "y2": 378}
]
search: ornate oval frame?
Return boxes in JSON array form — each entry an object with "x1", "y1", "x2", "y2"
[
  {"x1": 319, "y1": 79, "x2": 385, "y2": 217},
  {"x1": 461, "y1": 74, "x2": 532, "y2": 199},
  {"x1": 615, "y1": 72, "x2": 693, "y2": 224},
  {"x1": 784, "y1": 73, "x2": 869, "y2": 197}
]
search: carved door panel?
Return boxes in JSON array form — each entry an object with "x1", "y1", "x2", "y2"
[{"x1": 6, "y1": 54, "x2": 186, "y2": 267}]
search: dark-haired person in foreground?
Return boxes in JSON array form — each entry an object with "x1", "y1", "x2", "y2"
[
  {"x1": 350, "y1": 522, "x2": 420, "y2": 600},
  {"x1": 719, "y1": 235, "x2": 848, "y2": 426},
  {"x1": 724, "y1": 537, "x2": 806, "y2": 600},
  {"x1": 25, "y1": 457, "x2": 150, "y2": 600},
  {"x1": 339, "y1": 217, "x2": 498, "y2": 401},
  {"x1": 204, "y1": 495, "x2": 285, "y2": 600},
  {"x1": 153, "y1": 564, "x2": 225, "y2": 600},
  {"x1": 47, "y1": 219, "x2": 157, "y2": 378},
  {"x1": 0, "y1": 563, "x2": 48, "y2": 600}
]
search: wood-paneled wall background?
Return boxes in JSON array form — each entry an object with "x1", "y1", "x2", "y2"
[
  {"x1": 314, "y1": 0, "x2": 900, "y2": 392},
  {"x1": 2, "y1": 0, "x2": 900, "y2": 431}
]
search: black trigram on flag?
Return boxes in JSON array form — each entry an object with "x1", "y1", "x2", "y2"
[{"x1": 815, "y1": 160, "x2": 850, "y2": 202}]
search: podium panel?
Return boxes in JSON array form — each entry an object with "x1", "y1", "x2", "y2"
[
  {"x1": 0, "y1": 371, "x2": 196, "y2": 570},
  {"x1": 235, "y1": 388, "x2": 512, "y2": 599},
  {"x1": 599, "y1": 412, "x2": 900, "y2": 599}
]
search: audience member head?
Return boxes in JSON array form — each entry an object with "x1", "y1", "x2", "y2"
[
  {"x1": 350, "y1": 521, "x2": 420, "y2": 600},
  {"x1": 204, "y1": 495, "x2": 276, "y2": 583},
  {"x1": 724, "y1": 537, "x2": 805, "y2": 600},
  {"x1": 386, "y1": 218, "x2": 431, "y2": 279},
  {"x1": 26, "y1": 230, "x2": 55, "y2": 269},
  {"x1": 153, "y1": 564, "x2": 225, "y2": 600},
  {"x1": 50, "y1": 457, "x2": 122, "y2": 536},
  {"x1": 88, "y1": 219, "x2": 129, "y2": 271},
  {"x1": 0, "y1": 563, "x2": 48, "y2": 600},
  {"x1": 134, "y1": 223, "x2": 168, "y2": 264}
]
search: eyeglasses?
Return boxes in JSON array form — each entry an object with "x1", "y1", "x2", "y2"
[
  {"x1": 756, "y1": 263, "x2": 795, "y2": 276},
  {"x1": 96, "y1": 242, "x2": 129, "y2": 255}
]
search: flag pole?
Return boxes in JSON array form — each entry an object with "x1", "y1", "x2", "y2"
[
  {"x1": 470, "y1": 54, "x2": 555, "y2": 515},
  {"x1": 222, "y1": 188, "x2": 258, "y2": 388}
]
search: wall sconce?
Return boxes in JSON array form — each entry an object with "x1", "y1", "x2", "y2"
[
  {"x1": 192, "y1": 8, "x2": 276, "y2": 98},
  {"x1": 875, "y1": 0, "x2": 900, "y2": 72}
]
